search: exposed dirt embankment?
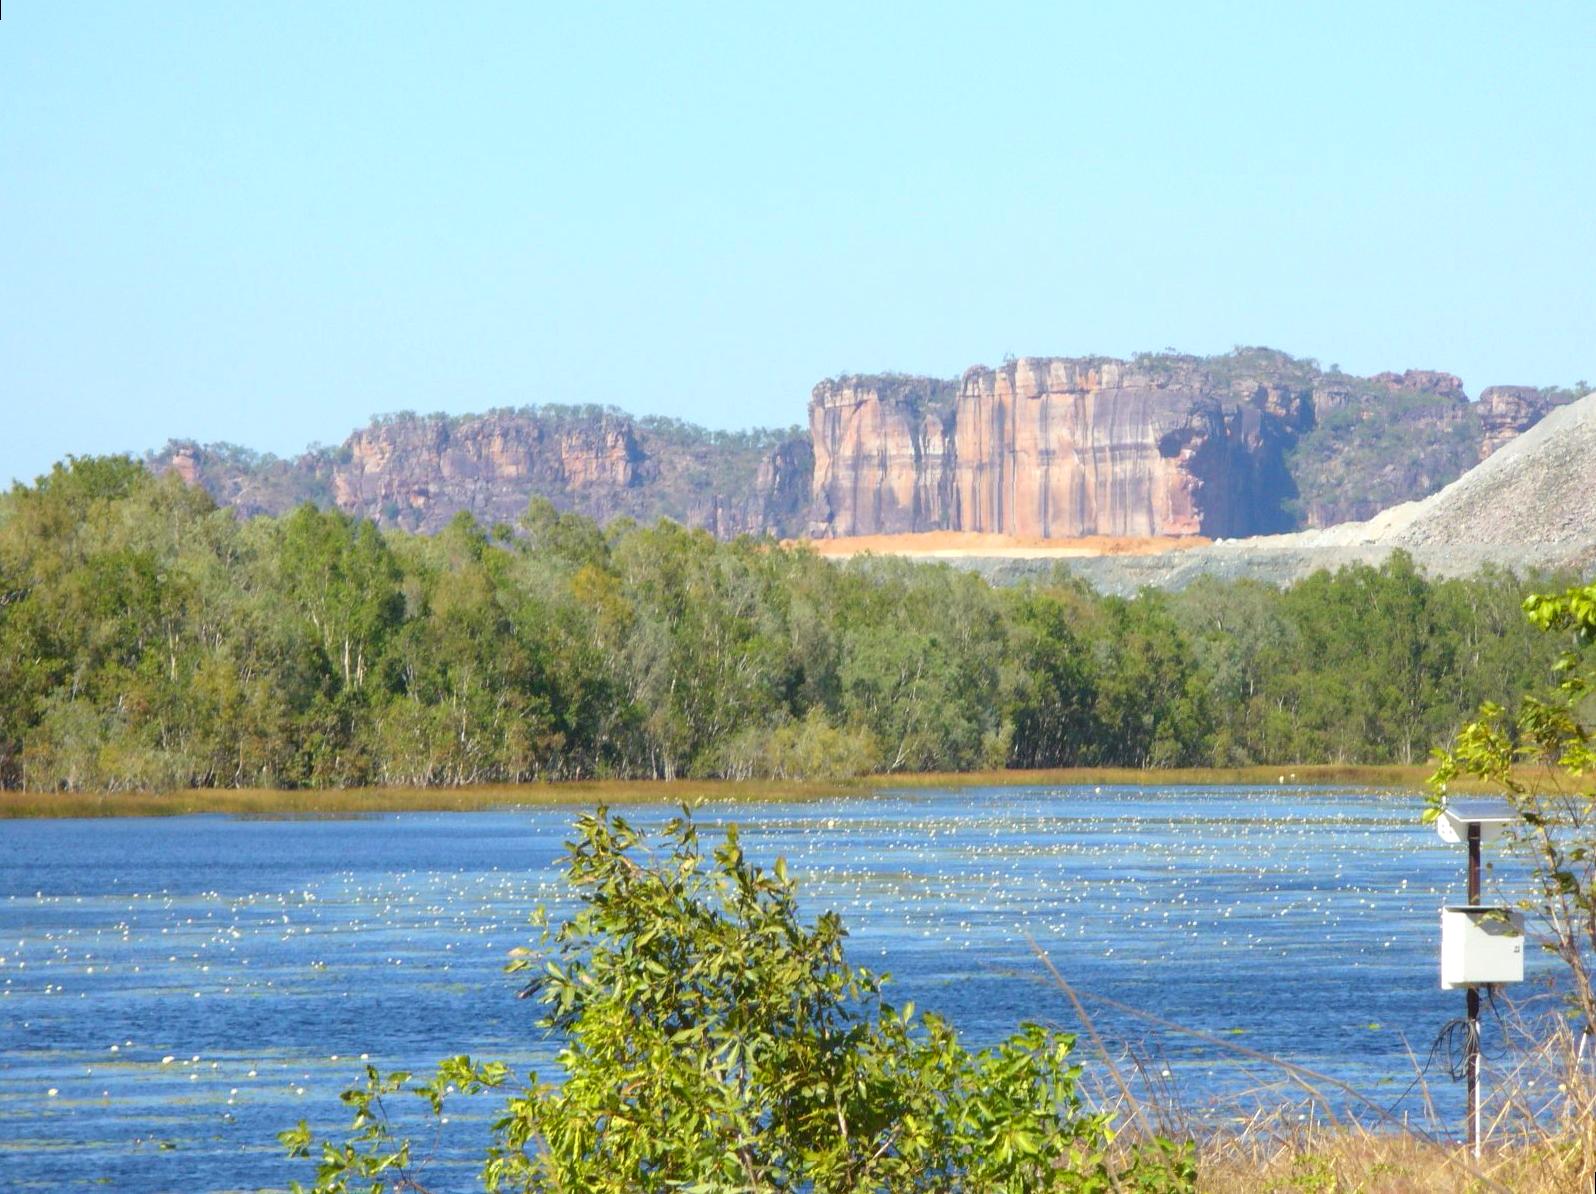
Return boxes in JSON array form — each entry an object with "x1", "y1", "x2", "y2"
[{"x1": 792, "y1": 531, "x2": 1210, "y2": 560}]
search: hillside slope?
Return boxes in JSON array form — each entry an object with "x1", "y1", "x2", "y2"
[
  {"x1": 972, "y1": 390, "x2": 1596, "y2": 592},
  {"x1": 1394, "y1": 393, "x2": 1596, "y2": 553}
]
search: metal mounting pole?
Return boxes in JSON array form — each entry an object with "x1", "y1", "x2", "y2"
[{"x1": 1466, "y1": 822, "x2": 1482, "y2": 1158}]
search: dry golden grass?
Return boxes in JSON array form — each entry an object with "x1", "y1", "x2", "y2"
[
  {"x1": 1049, "y1": 958, "x2": 1596, "y2": 1193},
  {"x1": 868, "y1": 763, "x2": 1460, "y2": 791},
  {"x1": 1193, "y1": 1123, "x2": 1595, "y2": 1193},
  {"x1": 0, "y1": 762, "x2": 1530, "y2": 819},
  {"x1": 0, "y1": 777, "x2": 861, "y2": 819}
]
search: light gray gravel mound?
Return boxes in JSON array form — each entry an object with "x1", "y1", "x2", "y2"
[
  {"x1": 955, "y1": 392, "x2": 1596, "y2": 594},
  {"x1": 1396, "y1": 392, "x2": 1596, "y2": 550}
]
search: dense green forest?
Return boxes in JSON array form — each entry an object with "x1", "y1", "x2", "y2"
[{"x1": 0, "y1": 456, "x2": 1573, "y2": 791}]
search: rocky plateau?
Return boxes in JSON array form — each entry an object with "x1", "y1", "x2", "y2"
[
  {"x1": 149, "y1": 348, "x2": 1580, "y2": 562},
  {"x1": 974, "y1": 389, "x2": 1596, "y2": 594}
]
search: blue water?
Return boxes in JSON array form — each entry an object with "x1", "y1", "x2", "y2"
[{"x1": 0, "y1": 786, "x2": 1549, "y2": 1191}]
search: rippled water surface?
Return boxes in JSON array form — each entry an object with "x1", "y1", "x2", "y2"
[{"x1": 0, "y1": 786, "x2": 1544, "y2": 1191}]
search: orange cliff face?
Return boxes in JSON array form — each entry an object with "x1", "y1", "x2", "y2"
[
  {"x1": 1476, "y1": 386, "x2": 1574, "y2": 462},
  {"x1": 323, "y1": 412, "x2": 811, "y2": 537},
  {"x1": 807, "y1": 375, "x2": 956, "y2": 536},
  {"x1": 332, "y1": 414, "x2": 646, "y2": 525},
  {"x1": 808, "y1": 357, "x2": 1303, "y2": 541},
  {"x1": 148, "y1": 350, "x2": 1563, "y2": 544},
  {"x1": 954, "y1": 358, "x2": 1207, "y2": 538}
]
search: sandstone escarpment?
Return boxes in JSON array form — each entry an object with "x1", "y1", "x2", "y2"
[
  {"x1": 332, "y1": 411, "x2": 648, "y2": 533},
  {"x1": 148, "y1": 348, "x2": 1574, "y2": 544},
  {"x1": 809, "y1": 353, "x2": 1307, "y2": 540},
  {"x1": 1476, "y1": 385, "x2": 1574, "y2": 460},
  {"x1": 950, "y1": 357, "x2": 1297, "y2": 539},
  {"x1": 805, "y1": 351, "x2": 1571, "y2": 540},
  {"x1": 330, "y1": 410, "x2": 811, "y2": 536},
  {"x1": 152, "y1": 408, "x2": 810, "y2": 539},
  {"x1": 807, "y1": 375, "x2": 957, "y2": 536}
]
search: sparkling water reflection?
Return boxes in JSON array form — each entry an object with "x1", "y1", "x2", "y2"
[{"x1": 0, "y1": 786, "x2": 1547, "y2": 1191}]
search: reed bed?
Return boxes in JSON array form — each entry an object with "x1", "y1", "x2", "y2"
[
  {"x1": 875, "y1": 763, "x2": 1477, "y2": 792},
  {"x1": 1040, "y1": 950, "x2": 1596, "y2": 1193},
  {"x1": 0, "y1": 762, "x2": 1527, "y2": 819},
  {"x1": 0, "y1": 776, "x2": 857, "y2": 818}
]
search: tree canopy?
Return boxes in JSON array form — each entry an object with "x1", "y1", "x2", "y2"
[{"x1": 0, "y1": 456, "x2": 1575, "y2": 791}]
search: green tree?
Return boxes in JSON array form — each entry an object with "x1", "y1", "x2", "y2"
[
  {"x1": 1089, "y1": 591, "x2": 1209, "y2": 767},
  {"x1": 1001, "y1": 583, "x2": 1099, "y2": 769},
  {"x1": 273, "y1": 504, "x2": 403, "y2": 694},
  {"x1": 836, "y1": 560, "x2": 1007, "y2": 772},
  {"x1": 374, "y1": 513, "x2": 559, "y2": 783},
  {"x1": 0, "y1": 454, "x2": 1578, "y2": 793}
]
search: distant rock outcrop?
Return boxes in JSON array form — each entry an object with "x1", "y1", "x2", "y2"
[
  {"x1": 809, "y1": 355, "x2": 1302, "y2": 540},
  {"x1": 152, "y1": 442, "x2": 334, "y2": 518},
  {"x1": 152, "y1": 408, "x2": 810, "y2": 538},
  {"x1": 1476, "y1": 385, "x2": 1575, "y2": 460},
  {"x1": 807, "y1": 375, "x2": 958, "y2": 536},
  {"x1": 806, "y1": 349, "x2": 1547, "y2": 540},
  {"x1": 148, "y1": 348, "x2": 1575, "y2": 543},
  {"x1": 968, "y1": 389, "x2": 1596, "y2": 594}
]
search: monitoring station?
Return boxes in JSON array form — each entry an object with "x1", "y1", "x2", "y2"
[{"x1": 1434, "y1": 798, "x2": 1523, "y2": 1157}]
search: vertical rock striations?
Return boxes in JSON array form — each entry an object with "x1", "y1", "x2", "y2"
[
  {"x1": 804, "y1": 351, "x2": 1568, "y2": 539},
  {"x1": 808, "y1": 353, "x2": 1310, "y2": 540},
  {"x1": 948, "y1": 357, "x2": 1299, "y2": 539},
  {"x1": 147, "y1": 349, "x2": 1574, "y2": 542},
  {"x1": 807, "y1": 375, "x2": 957, "y2": 536}
]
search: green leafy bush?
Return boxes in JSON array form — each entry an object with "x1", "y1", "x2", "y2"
[
  {"x1": 283, "y1": 808, "x2": 1195, "y2": 1192},
  {"x1": 1429, "y1": 579, "x2": 1596, "y2": 1030}
]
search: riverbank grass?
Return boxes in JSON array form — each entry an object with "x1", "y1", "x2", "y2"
[{"x1": 0, "y1": 763, "x2": 1526, "y2": 818}]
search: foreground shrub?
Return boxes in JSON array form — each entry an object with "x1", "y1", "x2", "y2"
[
  {"x1": 1430, "y1": 579, "x2": 1596, "y2": 1030},
  {"x1": 283, "y1": 808, "x2": 1194, "y2": 1192}
]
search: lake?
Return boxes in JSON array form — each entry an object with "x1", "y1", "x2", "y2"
[{"x1": 0, "y1": 785, "x2": 1547, "y2": 1191}]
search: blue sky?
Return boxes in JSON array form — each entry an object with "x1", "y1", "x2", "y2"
[{"x1": 3, "y1": 2, "x2": 1593, "y2": 485}]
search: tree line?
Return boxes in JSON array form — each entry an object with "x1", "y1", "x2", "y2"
[{"x1": 0, "y1": 456, "x2": 1572, "y2": 791}]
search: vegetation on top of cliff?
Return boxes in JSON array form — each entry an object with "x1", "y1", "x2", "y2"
[
  {"x1": 630, "y1": 412, "x2": 809, "y2": 505},
  {"x1": 817, "y1": 373, "x2": 962, "y2": 424},
  {"x1": 362, "y1": 403, "x2": 803, "y2": 451},
  {"x1": 362, "y1": 403, "x2": 810, "y2": 453},
  {"x1": 1130, "y1": 344, "x2": 1326, "y2": 390},
  {"x1": 1536, "y1": 381, "x2": 1590, "y2": 404},
  {"x1": 1, "y1": 456, "x2": 1579, "y2": 793},
  {"x1": 1119, "y1": 346, "x2": 1498, "y2": 527},
  {"x1": 147, "y1": 439, "x2": 285, "y2": 472},
  {"x1": 635, "y1": 412, "x2": 805, "y2": 451}
]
